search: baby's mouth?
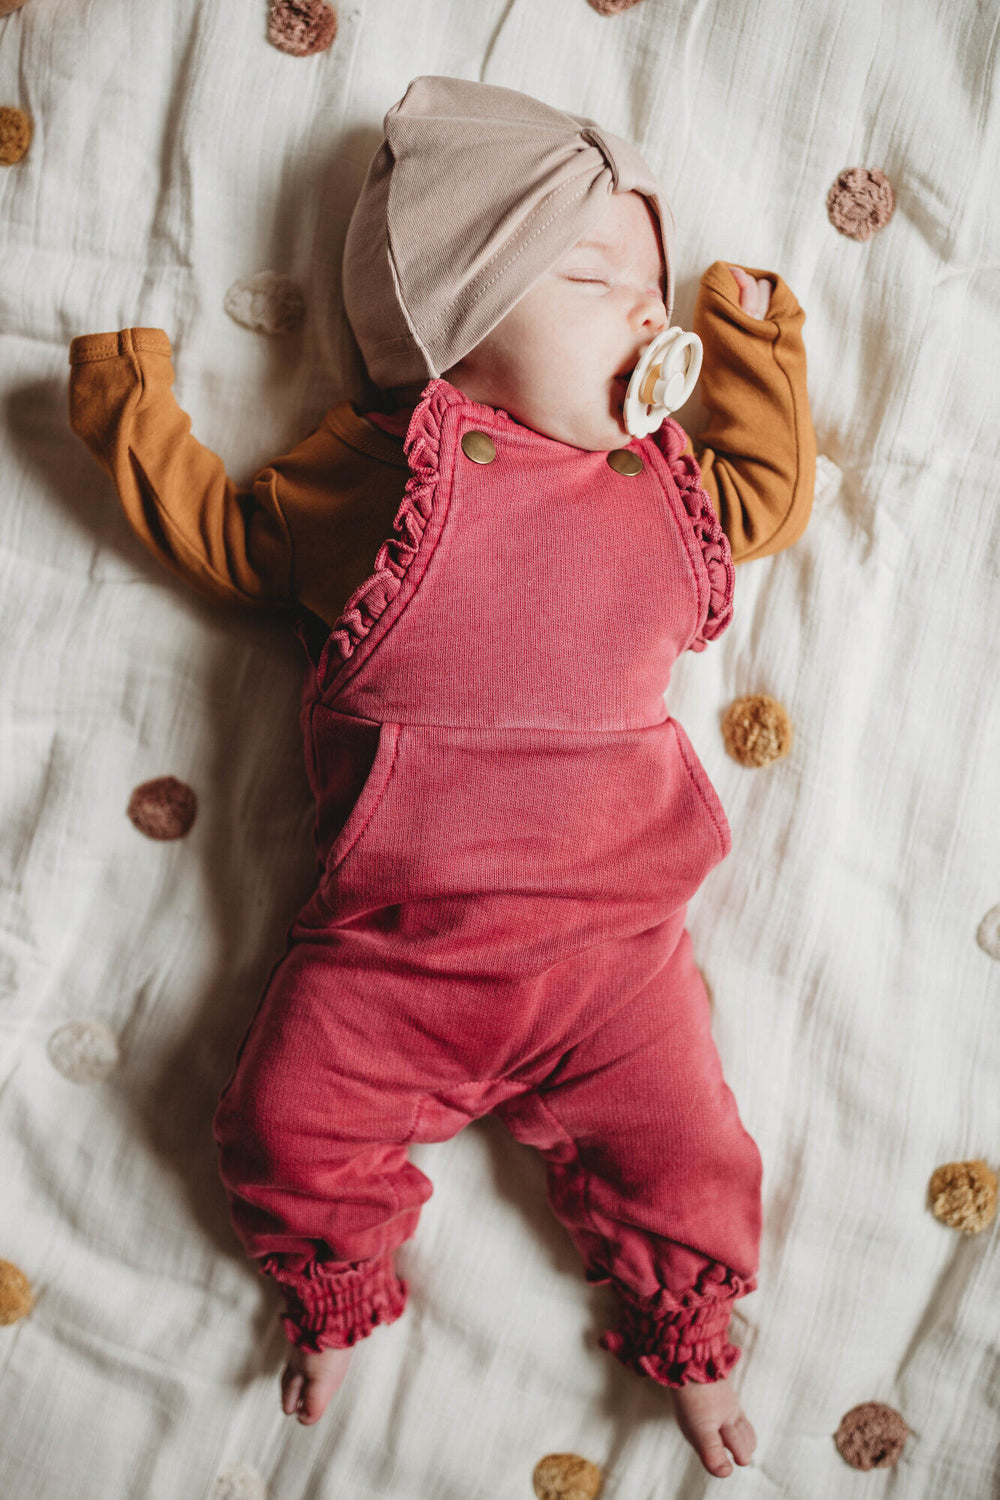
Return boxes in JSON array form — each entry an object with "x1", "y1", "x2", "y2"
[{"x1": 613, "y1": 369, "x2": 634, "y2": 410}]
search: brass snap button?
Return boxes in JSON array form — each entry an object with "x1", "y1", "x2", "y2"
[
  {"x1": 607, "y1": 448, "x2": 643, "y2": 476},
  {"x1": 461, "y1": 430, "x2": 496, "y2": 465}
]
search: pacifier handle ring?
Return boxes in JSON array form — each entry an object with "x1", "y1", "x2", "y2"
[{"x1": 622, "y1": 326, "x2": 704, "y2": 438}]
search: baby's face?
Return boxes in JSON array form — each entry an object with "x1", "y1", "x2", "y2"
[{"x1": 443, "y1": 190, "x2": 668, "y2": 451}]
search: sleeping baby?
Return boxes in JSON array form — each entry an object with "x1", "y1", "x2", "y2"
[{"x1": 68, "y1": 75, "x2": 815, "y2": 1480}]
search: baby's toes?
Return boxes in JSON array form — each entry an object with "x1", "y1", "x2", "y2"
[
  {"x1": 296, "y1": 1377, "x2": 329, "y2": 1426},
  {"x1": 720, "y1": 1414, "x2": 757, "y2": 1466},
  {"x1": 280, "y1": 1366, "x2": 303, "y2": 1417},
  {"x1": 690, "y1": 1428, "x2": 734, "y2": 1478}
]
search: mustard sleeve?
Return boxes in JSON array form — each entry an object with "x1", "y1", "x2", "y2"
[
  {"x1": 684, "y1": 261, "x2": 816, "y2": 564},
  {"x1": 68, "y1": 328, "x2": 295, "y2": 610}
]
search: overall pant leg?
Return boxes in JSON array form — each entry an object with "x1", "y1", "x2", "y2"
[
  {"x1": 492, "y1": 927, "x2": 762, "y2": 1388},
  {"x1": 212, "y1": 920, "x2": 461, "y2": 1352},
  {"x1": 212, "y1": 896, "x2": 526, "y2": 1354}
]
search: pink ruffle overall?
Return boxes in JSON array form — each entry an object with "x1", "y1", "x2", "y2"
[{"x1": 212, "y1": 379, "x2": 763, "y2": 1388}]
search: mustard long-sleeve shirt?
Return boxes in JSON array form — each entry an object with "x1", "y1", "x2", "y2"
[{"x1": 67, "y1": 261, "x2": 816, "y2": 628}]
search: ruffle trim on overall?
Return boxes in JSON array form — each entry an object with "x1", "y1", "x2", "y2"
[
  {"x1": 327, "y1": 384, "x2": 450, "y2": 664},
  {"x1": 586, "y1": 1259, "x2": 756, "y2": 1388},
  {"x1": 653, "y1": 419, "x2": 735, "y2": 651},
  {"x1": 261, "y1": 1249, "x2": 408, "y2": 1353}
]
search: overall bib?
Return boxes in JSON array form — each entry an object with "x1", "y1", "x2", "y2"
[{"x1": 213, "y1": 379, "x2": 763, "y2": 1388}]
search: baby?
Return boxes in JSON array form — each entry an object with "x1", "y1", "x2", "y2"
[{"x1": 68, "y1": 76, "x2": 814, "y2": 1480}]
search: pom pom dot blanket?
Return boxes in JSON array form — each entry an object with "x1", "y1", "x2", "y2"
[{"x1": 1, "y1": 1, "x2": 999, "y2": 1497}]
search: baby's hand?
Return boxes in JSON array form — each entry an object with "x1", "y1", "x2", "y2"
[
  {"x1": 727, "y1": 265, "x2": 771, "y2": 319},
  {"x1": 670, "y1": 1376, "x2": 757, "y2": 1478}
]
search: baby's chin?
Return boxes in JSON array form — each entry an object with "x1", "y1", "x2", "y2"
[
  {"x1": 518, "y1": 405, "x2": 634, "y2": 453},
  {"x1": 449, "y1": 382, "x2": 634, "y2": 453}
]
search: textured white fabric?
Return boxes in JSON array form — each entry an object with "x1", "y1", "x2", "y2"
[{"x1": 1, "y1": 1, "x2": 998, "y2": 1497}]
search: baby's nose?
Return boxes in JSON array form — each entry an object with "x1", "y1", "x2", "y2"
[{"x1": 632, "y1": 290, "x2": 667, "y2": 332}]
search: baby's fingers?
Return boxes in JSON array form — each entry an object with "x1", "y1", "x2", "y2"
[
  {"x1": 751, "y1": 277, "x2": 772, "y2": 317},
  {"x1": 725, "y1": 265, "x2": 771, "y2": 319}
]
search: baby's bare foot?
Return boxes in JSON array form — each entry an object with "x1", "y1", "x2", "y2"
[
  {"x1": 281, "y1": 1344, "x2": 353, "y2": 1426},
  {"x1": 670, "y1": 1376, "x2": 756, "y2": 1478}
]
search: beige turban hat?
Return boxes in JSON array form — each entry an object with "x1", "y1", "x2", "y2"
[{"x1": 342, "y1": 75, "x2": 676, "y2": 390}]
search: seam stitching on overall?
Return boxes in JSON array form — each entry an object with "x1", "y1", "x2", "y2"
[{"x1": 530, "y1": 1091, "x2": 614, "y2": 1266}]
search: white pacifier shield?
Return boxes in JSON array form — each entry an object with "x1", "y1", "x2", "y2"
[{"x1": 623, "y1": 327, "x2": 703, "y2": 438}]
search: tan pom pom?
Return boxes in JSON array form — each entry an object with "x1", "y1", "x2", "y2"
[
  {"x1": 0, "y1": 106, "x2": 32, "y2": 165},
  {"x1": 834, "y1": 1401, "x2": 910, "y2": 1469},
  {"x1": 224, "y1": 271, "x2": 306, "y2": 334},
  {"x1": 0, "y1": 1, "x2": 31, "y2": 15},
  {"x1": 532, "y1": 1453, "x2": 603, "y2": 1500},
  {"x1": 826, "y1": 167, "x2": 895, "y2": 241},
  {"x1": 975, "y1": 904, "x2": 1000, "y2": 959},
  {"x1": 929, "y1": 1159, "x2": 998, "y2": 1233},
  {"x1": 722, "y1": 694, "x2": 793, "y2": 767},
  {"x1": 0, "y1": 1260, "x2": 34, "y2": 1325},
  {"x1": 209, "y1": 1463, "x2": 268, "y2": 1500},
  {"x1": 127, "y1": 775, "x2": 198, "y2": 840},
  {"x1": 47, "y1": 1018, "x2": 121, "y2": 1083},
  {"x1": 587, "y1": 0, "x2": 645, "y2": 12},
  {"x1": 268, "y1": 0, "x2": 337, "y2": 56}
]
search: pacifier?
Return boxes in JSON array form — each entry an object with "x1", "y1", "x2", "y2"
[{"x1": 622, "y1": 327, "x2": 703, "y2": 438}]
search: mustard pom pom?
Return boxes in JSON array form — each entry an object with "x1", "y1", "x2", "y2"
[
  {"x1": 929, "y1": 1159, "x2": 998, "y2": 1234},
  {"x1": 722, "y1": 694, "x2": 793, "y2": 767},
  {"x1": 532, "y1": 1453, "x2": 603, "y2": 1500},
  {"x1": 0, "y1": 1260, "x2": 34, "y2": 1325}
]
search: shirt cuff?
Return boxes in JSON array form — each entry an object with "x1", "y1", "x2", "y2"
[{"x1": 68, "y1": 328, "x2": 172, "y2": 364}]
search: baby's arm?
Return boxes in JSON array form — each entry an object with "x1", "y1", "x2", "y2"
[
  {"x1": 69, "y1": 329, "x2": 295, "y2": 609},
  {"x1": 684, "y1": 261, "x2": 816, "y2": 564}
]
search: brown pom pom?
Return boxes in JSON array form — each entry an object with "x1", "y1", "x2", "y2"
[
  {"x1": 127, "y1": 776, "x2": 198, "y2": 840},
  {"x1": 268, "y1": 0, "x2": 337, "y2": 56},
  {"x1": 0, "y1": 1260, "x2": 34, "y2": 1325},
  {"x1": 0, "y1": 1, "x2": 32, "y2": 14},
  {"x1": 532, "y1": 1454, "x2": 603, "y2": 1500},
  {"x1": 929, "y1": 1159, "x2": 998, "y2": 1233},
  {"x1": 834, "y1": 1402, "x2": 910, "y2": 1470},
  {"x1": 587, "y1": 0, "x2": 645, "y2": 12},
  {"x1": 826, "y1": 167, "x2": 895, "y2": 241},
  {"x1": 722, "y1": 694, "x2": 793, "y2": 767},
  {"x1": 0, "y1": 106, "x2": 32, "y2": 165}
]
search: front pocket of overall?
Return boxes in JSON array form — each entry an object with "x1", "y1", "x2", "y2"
[
  {"x1": 668, "y1": 716, "x2": 732, "y2": 865},
  {"x1": 323, "y1": 720, "x2": 730, "y2": 915},
  {"x1": 307, "y1": 708, "x2": 402, "y2": 872}
]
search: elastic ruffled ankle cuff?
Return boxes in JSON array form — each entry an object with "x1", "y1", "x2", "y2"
[
  {"x1": 599, "y1": 1314, "x2": 742, "y2": 1388},
  {"x1": 590, "y1": 1262, "x2": 755, "y2": 1389},
  {"x1": 260, "y1": 1249, "x2": 408, "y2": 1353}
]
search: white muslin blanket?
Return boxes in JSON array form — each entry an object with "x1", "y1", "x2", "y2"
[{"x1": 0, "y1": 1, "x2": 997, "y2": 1496}]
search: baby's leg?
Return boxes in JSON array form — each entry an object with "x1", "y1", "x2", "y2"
[
  {"x1": 492, "y1": 926, "x2": 762, "y2": 1476},
  {"x1": 281, "y1": 1345, "x2": 353, "y2": 1425},
  {"x1": 212, "y1": 929, "x2": 437, "y2": 1409},
  {"x1": 213, "y1": 917, "x2": 515, "y2": 1424}
]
